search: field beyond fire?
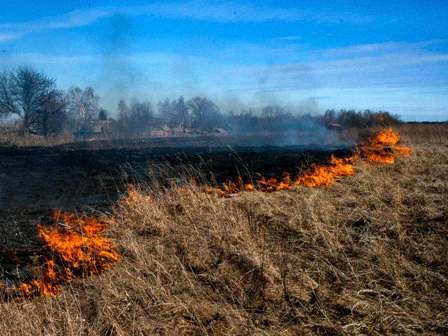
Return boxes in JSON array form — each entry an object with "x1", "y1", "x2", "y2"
[{"x1": 0, "y1": 124, "x2": 447, "y2": 335}]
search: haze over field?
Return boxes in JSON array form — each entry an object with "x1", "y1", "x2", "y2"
[{"x1": 0, "y1": 1, "x2": 447, "y2": 121}]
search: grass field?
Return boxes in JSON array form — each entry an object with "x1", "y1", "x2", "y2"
[{"x1": 0, "y1": 124, "x2": 447, "y2": 335}]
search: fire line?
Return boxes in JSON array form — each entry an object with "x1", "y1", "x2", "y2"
[
  {"x1": 0, "y1": 128, "x2": 411, "y2": 301},
  {"x1": 206, "y1": 128, "x2": 412, "y2": 196}
]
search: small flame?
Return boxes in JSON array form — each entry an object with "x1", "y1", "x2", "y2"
[
  {"x1": 38, "y1": 212, "x2": 119, "y2": 272},
  {"x1": 371, "y1": 127, "x2": 400, "y2": 146},
  {"x1": 295, "y1": 155, "x2": 356, "y2": 187},
  {"x1": 1, "y1": 211, "x2": 120, "y2": 300},
  {"x1": 361, "y1": 128, "x2": 412, "y2": 164}
]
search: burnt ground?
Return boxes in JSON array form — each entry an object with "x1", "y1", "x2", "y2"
[{"x1": 0, "y1": 136, "x2": 353, "y2": 247}]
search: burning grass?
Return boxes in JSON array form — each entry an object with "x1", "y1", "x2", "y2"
[
  {"x1": 0, "y1": 211, "x2": 120, "y2": 300},
  {"x1": 0, "y1": 125, "x2": 446, "y2": 335},
  {"x1": 360, "y1": 128, "x2": 413, "y2": 164},
  {"x1": 209, "y1": 128, "x2": 412, "y2": 195}
]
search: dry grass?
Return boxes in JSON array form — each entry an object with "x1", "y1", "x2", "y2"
[
  {"x1": 1, "y1": 125, "x2": 447, "y2": 335},
  {"x1": 0, "y1": 129, "x2": 74, "y2": 147}
]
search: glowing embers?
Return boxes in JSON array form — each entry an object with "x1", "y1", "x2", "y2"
[
  {"x1": 0, "y1": 211, "x2": 120, "y2": 300},
  {"x1": 211, "y1": 174, "x2": 294, "y2": 196}
]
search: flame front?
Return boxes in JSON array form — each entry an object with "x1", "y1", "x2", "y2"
[
  {"x1": 371, "y1": 127, "x2": 400, "y2": 146},
  {"x1": 206, "y1": 128, "x2": 412, "y2": 196},
  {"x1": 0, "y1": 128, "x2": 411, "y2": 301},
  {"x1": 295, "y1": 155, "x2": 356, "y2": 187}
]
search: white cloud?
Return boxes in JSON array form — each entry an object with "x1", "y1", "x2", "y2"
[{"x1": 0, "y1": 8, "x2": 113, "y2": 41}]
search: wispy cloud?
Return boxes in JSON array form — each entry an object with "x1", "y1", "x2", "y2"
[
  {"x1": 0, "y1": 32, "x2": 22, "y2": 42},
  {"x1": 320, "y1": 40, "x2": 445, "y2": 57},
  {"x1": 138, "y1": 2, "x2": 303, "y2": 22},
  {"x1": 230, "y1": 38, "x2": 448, "y2": 73},
  {"x1": 309, "y1": 52, "x2": 448, "y2": 75},
  {"x1": 0, "y1": 51, "x2": 215, "y2": 68},
  {"x1": 230, "y1": 51, "x2": 448, "y2": 82},
  {"x1": 0, "y1": 8, "x2": 115, "y2": 41},
  {"x1": 217, "y1": 39, "x2": 448, "y2": 93},
  {"x1": 0, "y1": 52, "x2": 98, "y2": 65},
  {"x1": 271, "y1": 35, "x2": 302, "y2": 42},
  {"x1": 2, "y1": 40, "x2": 447, "y2": 88},
  {"x1": 0, "y1": 1, "x2": 370, "y2": 42}
]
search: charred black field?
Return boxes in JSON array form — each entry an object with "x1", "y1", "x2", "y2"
[
  {"x1": 0, "y1": 133, "x2": 354, "y2": 251},
  {"x1": 0, "y1": 135, "x2": 352, "y2": 214}
]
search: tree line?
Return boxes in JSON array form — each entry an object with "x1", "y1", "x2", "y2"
[{"x1": 0, "y1": 67, "x2": 401, "y2": 138}]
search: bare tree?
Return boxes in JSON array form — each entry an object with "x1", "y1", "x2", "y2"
[
  {"x1": 66, "y1": 87, "x2": 100, "y2": 127},
  {"x1": 0, "y1": 67, "x2": 57, "y2": 134},
  {"x1": 36, "y1": 90, "x2": 67, "y2": 136},
  {"x1": 158, "y1": 96, "x2": 190, "y2": 130},
  {"x1": 116, "y1": 99, "x2": 155, "y2": 135},
  {"x1": 173, "y1": 96, "x2": 190, "y2": 130},
  {"x1": 187, "y1": 97, "x2": 221, "y2": 131},
  {"x1": 261, "y1": 105, "x2": 285, "y2": 119}
]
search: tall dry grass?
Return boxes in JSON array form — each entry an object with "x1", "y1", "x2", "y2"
[
  {"x1": 0, "y1": 125, "x2": 447, "y2": 335},
  {"x1": 0, "y1": 130, "x2": 74, "y2": 147}
]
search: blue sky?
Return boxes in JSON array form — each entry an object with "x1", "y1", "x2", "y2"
[{"x1": 0, "y1": 0, "x2": 447, "y2": 121}]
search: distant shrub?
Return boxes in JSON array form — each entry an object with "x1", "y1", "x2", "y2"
[{"x1": 323, "y1": 109, "x2": 401, "y2": 128}]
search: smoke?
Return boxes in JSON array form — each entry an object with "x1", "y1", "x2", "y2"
[
  {"x1": 284, "y1": 97, "x2": 321, "y2": 115},
  {"x1": 97, "y1": 14, "x2": 142, "y2": 113},
  {"x1": 90, "y1": 12, "x2": 334, "y2": 144}
]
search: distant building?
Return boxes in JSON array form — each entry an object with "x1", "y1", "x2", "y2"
[
  {"x1": 150, "y1": 129, "x2": 171, "y2": 137},
  {"x1": 73, "y1": 119, "x2": 115, "y2": 140},
  {"x1": 212, "y1": 128, "x2": 229, "y2": 136},
  {"x1": 327, "y1": 123, "x2": 342, "y2": 130}
]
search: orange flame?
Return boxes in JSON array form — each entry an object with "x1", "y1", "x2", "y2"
[
  {"x1": 361, "y1": 128, "x2": 412, "y2": 164},
  {"x1": 205, "y1": 128, "x2": 411, "y2": 196},
  {"x1": 0, "y1": 128, "x2": 412, "y2": 300},
  {"x1": 38, "y1": 212, "x2": 119, "y2": 272},
  {"x1": 295, "y1": 155, "x2": 356, "y2": 187},
  {"x1": 208, "y1": 154, "x2": 356, "y2": 195},
  {"x1": 371, "y1": 127, "x2": 400, "y2": 146},
  {"x1": 1, "y1": 211, "x2": 120, "y2": 300}
]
